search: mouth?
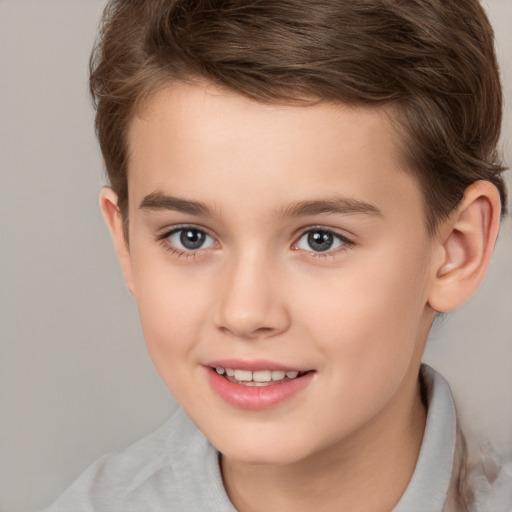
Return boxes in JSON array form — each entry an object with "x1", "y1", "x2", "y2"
[
  {"x1": 205, "y1": 362, "x2": 315, "y2": 410},
  {"x1": 213, "y1": 366, "x2": 310, "y2": 386}
]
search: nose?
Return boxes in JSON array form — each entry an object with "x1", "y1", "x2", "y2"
[{"x1": 214, "y1": 252, "x2": 290, "y2": 340}]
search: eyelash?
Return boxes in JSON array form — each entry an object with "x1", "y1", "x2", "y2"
[
  {"x1": 156, "y1": 225, "x2": 217, "y2": 260},
  {"x1": 156, "y1": 225, "x2": 355, "y2": 260},
  {"x1": 293, "y1": 226, "x2": 355, "y2": 259}
]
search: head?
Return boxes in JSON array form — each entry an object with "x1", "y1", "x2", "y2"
[
  {"x1": 90, "y1": 0, "x2": 507, "y2": 235},
  {"x1": 91, "y1": 0, "x2": 506, "y2": 467}
]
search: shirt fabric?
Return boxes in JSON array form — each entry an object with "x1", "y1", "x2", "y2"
[{"x1": 41, "y1": 365, "x2": 512, "y2": 512}]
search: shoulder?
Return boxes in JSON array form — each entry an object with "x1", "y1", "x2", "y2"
[
  {"x1": 468, "y1": 445, "x2": 512, "y2": 512},
  {"x1": 40, "y1": 408, "x2": 212, "y2": 512}
]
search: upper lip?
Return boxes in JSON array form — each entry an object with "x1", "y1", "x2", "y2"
[{"x1": 206, "y1": 359, "x2": 310, "y2": 372}]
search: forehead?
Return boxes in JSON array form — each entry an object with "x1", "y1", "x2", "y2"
[
  {"x1": 130, "y1": 82, "x2": 397, "y2": 162},
  {"x1": 126, "y1": 82, "x2": 425, "y2": 226}
]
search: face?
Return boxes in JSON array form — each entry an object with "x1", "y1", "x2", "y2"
[{"x1": 114, "y1": 82, "x2": 438, "y2": 465}]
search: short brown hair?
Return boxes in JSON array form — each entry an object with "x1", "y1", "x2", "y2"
[{"x1": 90, "y1": 0, "x2": 507, "y2": 234}]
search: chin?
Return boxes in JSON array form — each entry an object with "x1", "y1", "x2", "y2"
[{"x1": 214, "y1": 432, "x2": 315, "y2": 467}]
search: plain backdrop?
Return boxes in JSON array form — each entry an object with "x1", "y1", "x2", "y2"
[{"x1": 0, "y1": 1, "x2": 511, "y2": 511}]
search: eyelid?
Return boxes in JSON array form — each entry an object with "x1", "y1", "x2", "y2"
[
  {"x1": 292, "y1": 226, "x2": 355, "y2": 254},
  {"x1": 156, "y1": 223, "x2": 215, "y2": 241},
  {"x1": 156, "y1": 224, "x2": 219, "y2": 256},
  {"x1": 294, "y1": 225, "x2": 354, "y2": 242}
]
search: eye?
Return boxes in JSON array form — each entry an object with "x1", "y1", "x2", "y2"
[
  {"x1": 166, "y1": 227, "x2": 216, "y2": 251},
  {"x1": 295, "y1": 228, "x2": 349, "y2": 253}
]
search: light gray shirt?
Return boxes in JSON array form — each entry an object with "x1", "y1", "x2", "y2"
[{"x1": 41, "y1": 365, "x2": 512, "y2": 512}]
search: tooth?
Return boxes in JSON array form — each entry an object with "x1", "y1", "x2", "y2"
[
  {"x1": 234, "y1": 369, "x2": 252, "y2": 381},
  {"x1": 253, "y1": 370, "x2": 272, "y2": 382},
  {"x1": 216, "y1": 367, "x2": 225, "y2": 375},
  {"x1": 286, "y1": 371, "x2": 299, "y2": 379},
  {"x1": 226, "y1": 368, "x2": 235, "y2": 377},
  {"x1": 271, "y1": 370, "x2": 286, "y2": 381},
  {"x1": 243, "y1": 381, "x2": 270, "y2": 387}
]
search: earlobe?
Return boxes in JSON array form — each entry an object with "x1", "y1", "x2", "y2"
[
  {"x1": 428, "y1": 181, "x2": 501, "y2": 313},
  {"x1": 99, "y1": 187, "x2": 135, "y2": 295}
]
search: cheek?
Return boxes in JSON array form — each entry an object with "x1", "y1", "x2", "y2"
[
  {"x1": 134, "y1": 279, "x2": 213, "y2": 405},
  {"x1": 289, "y1": 257, "x2": 430, "y2": 438},
  {"x1": 131, "y1": 256, "x2": 212, "y2": 371},
  {"x1": 294, "y1": 247, "x2": 431, "y2": 369}
]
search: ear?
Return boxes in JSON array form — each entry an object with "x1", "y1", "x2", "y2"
[
  {"x1": 99, "y1": 187, "x2": 135, "y2": 295},
  {"x1": 428, "y1": 181, "x2": 502, "y2": 313}
]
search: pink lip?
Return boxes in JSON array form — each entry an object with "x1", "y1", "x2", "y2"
[{"x1": 205, "y1": 366, "x2": 315, "y2": 410}]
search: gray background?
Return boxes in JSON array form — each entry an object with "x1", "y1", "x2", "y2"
[{"x1": 0, "y1": 1, "x2": 510, "y2": 511}]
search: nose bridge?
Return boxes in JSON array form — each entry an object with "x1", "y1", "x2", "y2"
[{"x1": 215, "y1": 246, "x2": 289, "y2": 338}]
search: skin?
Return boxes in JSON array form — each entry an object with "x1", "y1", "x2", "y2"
[{"x1": 101, "y1": 81, "x2": 501, "y2": 512}]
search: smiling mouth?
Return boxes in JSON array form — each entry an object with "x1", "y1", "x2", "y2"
[{"x1": 213, "y1": 367, "x2": 310, "y2": 386}]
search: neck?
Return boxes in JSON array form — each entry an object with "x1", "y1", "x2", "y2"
[{"x1": 221, "y1": 373, "x2": 427, "y2": 512}]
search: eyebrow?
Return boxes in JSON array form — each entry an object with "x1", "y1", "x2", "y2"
[
  {"x1": 279, "y1": 197, "x2": 383, "y2": 218},
  {"x1": 139, "y1": 191, "x2": 383, "y2": 219},
  {"x1": 139, "y1": 192, "x2": 214, "y2": 216}
]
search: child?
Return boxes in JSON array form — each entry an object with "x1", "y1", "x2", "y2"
[{"x1": 43, "y1": 0, "x2": 510, "y2": 510}]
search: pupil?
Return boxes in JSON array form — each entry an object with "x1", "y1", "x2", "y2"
[
  {"x1": 308, "y1": 231, "x2": 333, "y2": 252},
  {"x1": 180, "y1": 229, "x2": 205, "y2": 250}
]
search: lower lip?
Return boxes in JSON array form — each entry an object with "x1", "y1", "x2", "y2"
[{"x1": 206, "y1": 367, "x2": 314, "y2": 410}]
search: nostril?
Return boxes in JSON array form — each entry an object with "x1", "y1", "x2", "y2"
[{"x1": 219, "y1": 324, "x2": 282, "y2": 339}]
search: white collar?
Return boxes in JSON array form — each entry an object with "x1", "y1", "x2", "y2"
[{"x1": 393, "y1": 364, "x2": 457, "y2": 512}]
